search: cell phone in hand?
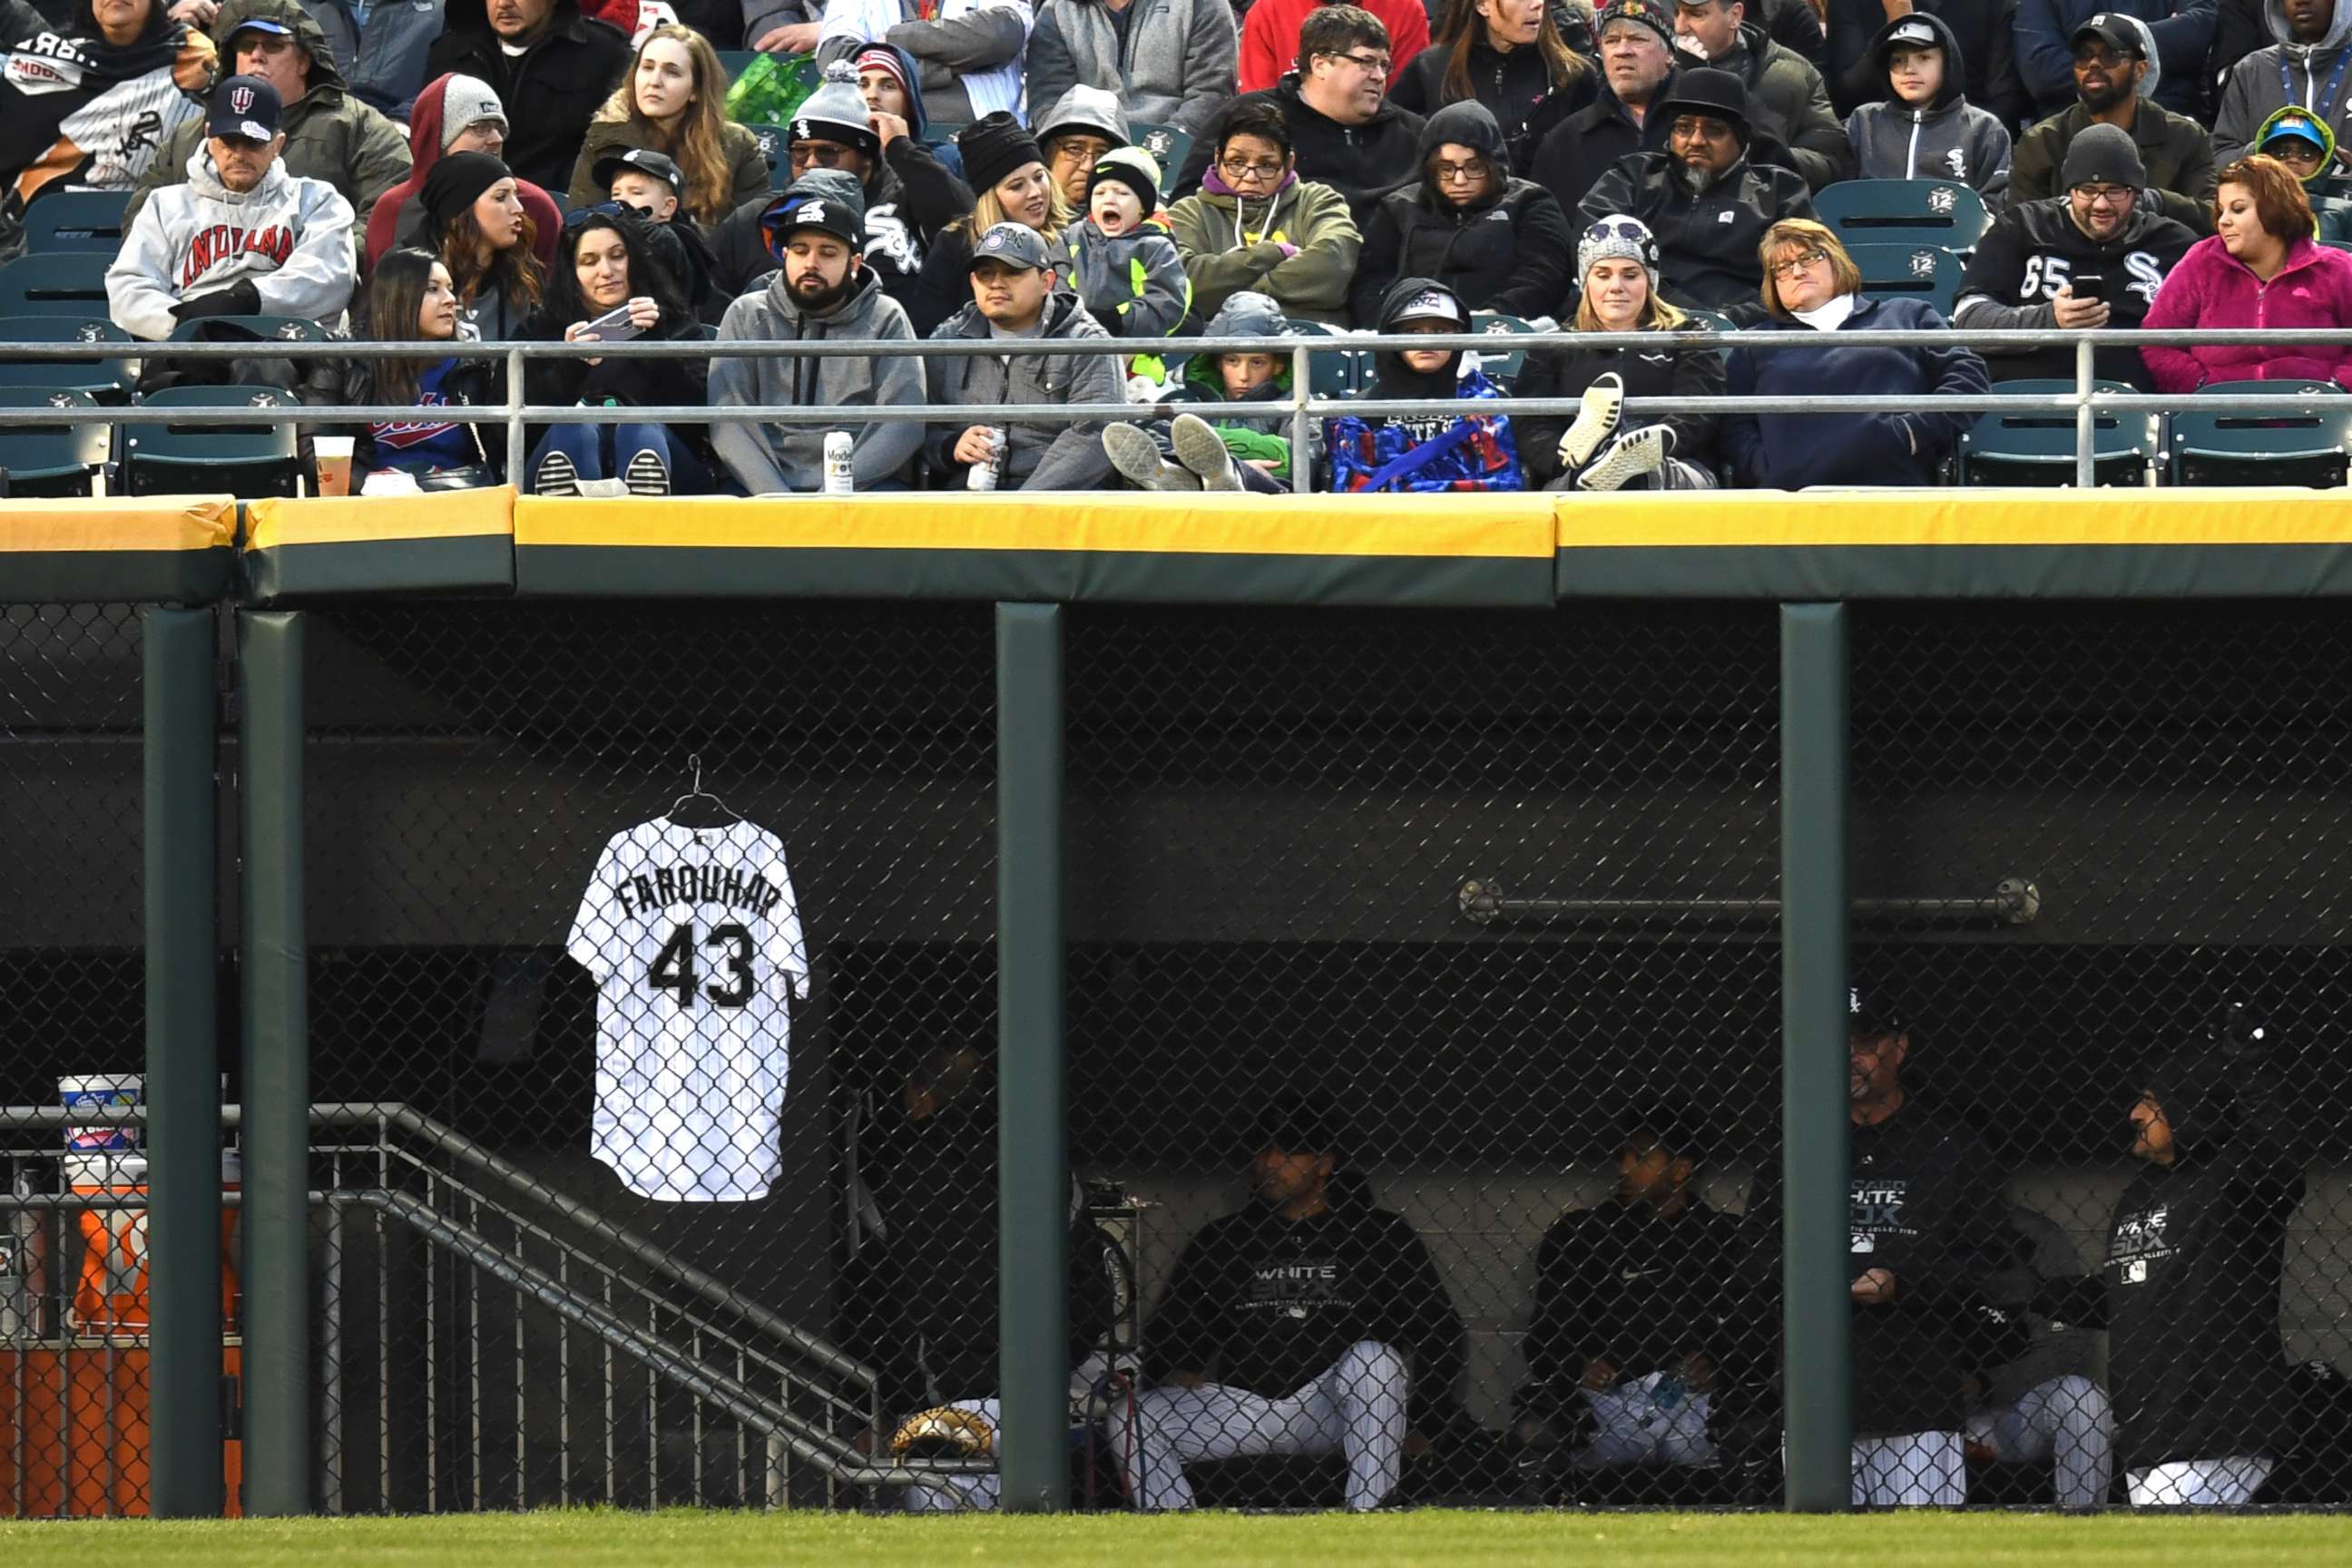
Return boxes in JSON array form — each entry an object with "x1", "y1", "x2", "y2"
[
  {"x1": 583, "y1": 303, "x2": 643, "y2": 341},
  {"x1": 2072, "y1": 272, "x2": 2107, "y2": 304}
]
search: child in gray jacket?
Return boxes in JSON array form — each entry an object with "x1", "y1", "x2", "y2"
[
  {"x1": 1059, "y1": 147, "x2": 1191, "y2": 349},
  {"x1": 1844, "y1": 12, "x2": 2011, "y2": 209}
]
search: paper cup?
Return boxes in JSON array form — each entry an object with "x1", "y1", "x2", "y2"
[{"x1": 314, "y1": 436, "x2": 355, "y2": 497}]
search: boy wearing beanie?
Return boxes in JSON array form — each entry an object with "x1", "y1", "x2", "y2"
[{"x1": 1062, "y1": 146, "x2": 1191, "y2": 350}]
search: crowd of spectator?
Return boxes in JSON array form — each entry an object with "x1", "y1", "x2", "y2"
[{"x1": 6, "y1": 0, "x2": 2352, "y2": 495}]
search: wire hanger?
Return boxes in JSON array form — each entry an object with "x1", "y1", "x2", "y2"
[{"x1": 667, "y1": 753, "x2": 741, "y2": 826}]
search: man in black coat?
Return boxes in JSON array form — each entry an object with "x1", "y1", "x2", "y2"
[
  {"x1": 1532, "y1": 0, "x2": 1682, "y2": 218},
  {"x1": 423, "y1": 0, "x2": 628, "y2": 194},
  {"x1": 1577, "y1": 68, "x2": 1814, "y2": 312},
  {"x1": 1670, "y1": 0, "x2": 1853, "y2": 187}
]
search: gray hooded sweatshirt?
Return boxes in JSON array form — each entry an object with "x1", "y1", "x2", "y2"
[
  {"x1": 1026, "y1": 0, "x2": 1240, "y2": 136},
  {"x1": 1842, "y1": 11, "x2": 2012, "y2": 206},
  {"x1": 922, "y1": 289, "x2": 1122, "y2": 489},
  {"x1": 710, "y1": 259, "x2": 927, "y2": 494},
  {"x1": 2213, "y1": 0, "x2": 2352, "y2": 166}
]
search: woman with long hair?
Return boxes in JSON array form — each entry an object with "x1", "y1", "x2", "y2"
[
  {"x1": 1516, "y1": 215, "x2": 1721, "y2": 491},
  {"x1": 522, "y1": 203, "x2": 712, "y2": 497},
  {"x1": 346, "y1": 246, "x2": 502, "y2": 491},
  {"x1": 1721, "y1": 217, "x2": 1989, "y2": 489},
  {"x1": 2141, "y1": 155, "x2": 2352, "y2": 392},
  {"x1": 422, "y1": 152, "x2": 544, "y2": 340},
  {"x1": 568, "y1": 24, "x2": 766, "y2": 226},
  {"x1": 1389, "y1": 0, "x2": 1593, "y2": 163},
  {"x1": 905, "y1": 112, "x2": 1074, "y2": 334}
]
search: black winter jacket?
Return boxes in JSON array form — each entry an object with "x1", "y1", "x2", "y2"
[
  {"x1": 422, "y1": 0, "x2": 631, "y2": 194},
  {"x1": 2102, "y1": 1043, "x2": 2310, "y2": 1475},
  {"x1": 1578, "y1": 151, "x2": 1815, "y2": 312},
  {"x1": 1954, "y1": 196, "x2": 2199, "y2": 387},
  {"x1": 1515, "y1": 322, "x2": 1725, "y2": 485},
  {"x1": 1350, "y1": 100, "x2": 1574, "y2": 326},
  {"x1": 1387, "y1": 32, "x2": 1598, "y2": 168},
  {"x1": 1143, "y1": 1192, "x2": 1466, "y2": 1425},
  {"x1": 1528, "y1": 66, "x2": 1678, "y2": 222},
  {"x1": 1710, "y1": 22, "x2": 1853, "y2": 190},
  {"x1": 1175, "y1": 74, "x2": 1426, "y2": 232}
]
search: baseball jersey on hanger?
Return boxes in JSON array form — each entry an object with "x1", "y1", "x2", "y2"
[{"x1": 566, "y1": 816, "x2": 808, "y2": 1201}]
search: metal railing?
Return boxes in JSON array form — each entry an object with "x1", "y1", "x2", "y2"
[{"x1": 5, "y1": 327, "x2": 2351, "y2": 493}]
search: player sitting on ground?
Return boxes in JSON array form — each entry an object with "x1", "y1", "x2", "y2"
[{"x1": 1107, "y1": 1094, "x2": 1465, "y2": 1512}]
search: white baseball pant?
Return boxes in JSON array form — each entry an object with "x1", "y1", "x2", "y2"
[
  {"x1": 2126, "y1": 1455, "x2": 2273, "y2": 1507},
  {"x1": 1570, "y1": 1372, "x2": 1719, "y2": 1470},
  {"x1": 1851, "y1": 1430, "x2": 1966, "y2": 1505},
  {"x1": 1105, "y1": 1339, "x2": 1409, "y2": 1511},
  {"x1": 1965, "y1": 1374, "x2": 2113, "y2": 1507}
]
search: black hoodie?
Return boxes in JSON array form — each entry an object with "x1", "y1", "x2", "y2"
[
  {"x1": 2102, "y1": 1040, "x2": 2310, "y2": 1476},
  {"x1": 1388, "y1": 30, "x2": 1599, "y2": 168},
  {"x1": 422, "y1": 0, "x2": 630, "y2": 194},
  {"x1": 1953, "y1": 193, "x2": 2198, "y2": 387},
  {"x1": 1174, "y1": 74, "x2": 1426, "y2": 233},
  {"x1": 1523, "y1": 1195, "x2": 1760, "y2": 1390},
  {"x1": 1349, "y1": 100, "x2": 1575, "y2": 328},
  {"x1": 1142, "y1": 1181, "x2": 1465, "y2": 1426}
]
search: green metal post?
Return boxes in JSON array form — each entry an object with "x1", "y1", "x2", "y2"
[
  {"x1": 995, "y1": 603, "x2": 1066, "y2": 1513},
  {"x1": 143, "y1": 605, "x2": 221, "y2": 1517},
  {"x1": 239, "y1": 611, "x2": 309, "y2": 1514},
  {"x1": 1779, "y1": 603, "x2": 1852, "y2": 1511}
]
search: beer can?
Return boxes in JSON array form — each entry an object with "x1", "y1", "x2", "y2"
[
  {"x1": 822, "y1": 431, "x2": 854, "y2": 494},
  {"x1": 966, "y1": 426, "x2": 1005, "y2": 491}
]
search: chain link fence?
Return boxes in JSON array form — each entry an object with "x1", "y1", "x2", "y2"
[{"x1": 0, "y1": 603, "x2": 152, "y2": 1516}]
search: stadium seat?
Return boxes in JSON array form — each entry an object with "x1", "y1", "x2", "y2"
[
  {"x1": 1468, "y1": 311, "x2": 1537, "y2": 380},
  {"x1": 715, "y1": 48, "x2": 760, "y2": 83},
  {"x1": 0, "y1": 387, "x2": 110, "y2": 496},
  {"x1": 2166, "y1": 379, "x2": 2352, "y2": 488},
  {"x1": 1845, "y1": 242, "x2": 1965, "y2": 315},
  {"x1": 1283, "y1": 319, "x2": 1366, "y2": 398},
  {"x1": 1813, "y1": 178, "x2": 1993, "y2": 250},
  {"x1": 21, "y1": 189, "x2": 132, "y2": 254},
  {"x1": 122, "y1": 385, "x2": 303, "y2": 498},
  {"x1": 748, "y1": 124, "x2": 788, "y2": 182},
  {"x1": 0, "y1": 252, "x2": 116, "y2": 318},
  {"x1": 165, "y1": 313, "x2": 337, "y2": 347},
  {"x1": 1678, "y1": 309, "x2": 1738, "y2": 334},
  {"x1": 1957, "y1": 377, "x2": 2152, "y2": 486},
  {"x1": 0, "y1": 316, "x2": 134, "y2": 402},
  {"x1": 1130, "y1": 122, "x2": 1194, "y2": 180}
]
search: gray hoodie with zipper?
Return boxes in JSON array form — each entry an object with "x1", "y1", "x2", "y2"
[
  {"x1": 2213, "y1": 0, "x2": 2352, "y2": 165},
  {"x1": 709, "y1": 240, "x2": 926, "y2": 494},
  {"x1": 922, "y1": 289, "x2": 1122, "y2": 489},
  {"x1": 1842, "y1": 11, "x2": 2012, "y2": 206}
]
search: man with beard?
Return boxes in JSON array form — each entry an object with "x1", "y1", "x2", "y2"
[
  {"x1": 2011, "y1": 13, "x2": 2217, "y2": 231},
  {"x1": 710, "y1": 60, "x2": 970, "y2": 315},
  {"x1": 708, "y1": 170, "x2": 926, "y2": 493},
  {"x1": 1577, "y1": 67, "x2": 1813, "y2": 312},
  {"x1": 1669, "y1": 0, "x2": 1851, "y2": 189},
  {"x1": 1532, "y1": 0, "x2": 1681, "y2": 218},
  {"x1": 1955, "y1": 123, "x2": 2198, "y2": 387}
]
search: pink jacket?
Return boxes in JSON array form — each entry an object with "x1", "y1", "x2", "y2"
[{"x1": 2140, "y1": 235, "x2": 2352, "y2": 393}]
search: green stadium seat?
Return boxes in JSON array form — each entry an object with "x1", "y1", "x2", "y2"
[
  {"x1": 122, "y1": 385, "x2": 303, "y2": 498},
  {"x1": 1845, "y1": 242, "x2": 1965, "y2": 315},
  {"x1": 1957, "y1": 377, "x2": 2151, "y2": 486},
  {"x1": 1467, "y1": 311, "x2": 1538, "y2": 380},
  {"x1": 0, "y1": 387, "x2": 110, "y2": 496},
  {"x1": 1281, "y1": 319, "x2": 1367, "y2": 399},
  {"x1": 1130, "y1": 123, "x2": 1193, "y2": 181},
  {"x1": 21, "y1": 189, "x2": 132, "y2": 254},
  {"x1": 0, "y1": 252, "x2": 115, "y2": 318},
  {"x1": 163, "y1": 314, "x2": 336, "y2": 346},
  {"x1": 715, "y1": 49, "x2": 760, "y2": 83},
  {"x1": 2166, "y1": 379, "x2": 2352, "y2": 488},
  {"x1": 0, "y1": 316, "x2": 134, "y2": 402},
  {"x1": 1813, "y1": 179, "x2": 1993, "y2": 250}
]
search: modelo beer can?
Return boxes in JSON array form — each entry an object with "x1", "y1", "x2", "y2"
[
  {"x1": 822, "y1": 431, "x2": 854, "y2": 494},
  {"x1": 966, "y1": 426, "x2": 1005, "y2": 491}
]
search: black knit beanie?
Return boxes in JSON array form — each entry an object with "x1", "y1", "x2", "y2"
[
  {"x1": 422, "y1": 152, "x2": 512, "y2": 235},
  {"x1": 957, "y1": 111, "x2": 1044, "y2": 196}
]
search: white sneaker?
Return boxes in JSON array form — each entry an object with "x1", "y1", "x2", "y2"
[
  {"x1": 1576, "y1": 423, "x2": 1671, "y2": 492},
  {"x1": 534, "y1": 448, "x2": 582, "y2": 497},
  {"x1": 1171, "y1": 413, "x2": 1243, "y2": 491},
  {"x1": 1103, "y1": 421, "x2": 1199, "y2": 491},
  {"x1": 1556, "y1": 371, "x2": 1624, "y2": 474}
]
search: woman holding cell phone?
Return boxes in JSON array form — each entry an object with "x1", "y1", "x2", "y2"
[{"x1": 520, "y1": 203, "x2": 715, "y2": 497}]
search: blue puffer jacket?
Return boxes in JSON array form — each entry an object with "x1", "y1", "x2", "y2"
[{"x1": 1721, "y1": 295, "x2": 1990, "y2": 490}]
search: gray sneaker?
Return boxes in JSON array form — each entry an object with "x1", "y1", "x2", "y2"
[
  {"x1": 1576, "y1": 423, "x2": 1671, "y2": 492},
  {"x1": 534, "y1": 448, "x2": 582, "y2": 498},
  {"x1": 1171, "y1": 413, "x2": 1243, "y2": 491},
  {"x1": 1103, "y1": 421, "x2": 1199, "y2": 491}
]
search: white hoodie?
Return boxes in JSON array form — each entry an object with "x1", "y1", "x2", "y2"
[{"x1": 105, "y1": 143, "x2": 356, "y2": 341}]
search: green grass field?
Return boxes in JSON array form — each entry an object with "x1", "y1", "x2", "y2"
[{"x1": 2, "y1": 1510, "x2": 2350, "y2": 1567}]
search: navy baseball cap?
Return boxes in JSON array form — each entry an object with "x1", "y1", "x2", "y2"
[
  {"x1": 593, "y1": 146, "x2": 685, "y2": 194},
  {"x1": 208, "y1": 74, "x2": 282, "y2": 143},
  {"x1": 1848, "y1": 985, "x2": 1906, "y2": 1039}
]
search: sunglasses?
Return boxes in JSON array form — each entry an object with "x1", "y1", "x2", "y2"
[{"x1": 1583, "y1": 217, "x2": 1651, "y2": 245}]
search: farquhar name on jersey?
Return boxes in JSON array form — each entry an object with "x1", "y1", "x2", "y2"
[{"x1": 607, "y1": 862, "x2": 788, "y2": 920}]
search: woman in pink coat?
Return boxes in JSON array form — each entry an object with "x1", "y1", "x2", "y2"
[{"x1": 2141, "y1": 155, "x2": 2352, "y2": 394}]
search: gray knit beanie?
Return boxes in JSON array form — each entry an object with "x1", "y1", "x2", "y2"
[{"x1": 1578, "y1": 213, "x2": 1662, "y2": 295}]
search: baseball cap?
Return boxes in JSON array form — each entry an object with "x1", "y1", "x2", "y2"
[
  {"x1": 968, "y1": 221, "x2": 1053, "y2": 271},
  {"x1": 1388, "y1": 283, "x2": 1468, "y2": 328},
  {"x1": 1848, "y1": 985, "x2": 1906, "y2": 1040},
  {"x1": 2070, "y1": 14, "x2": 2145, "y2": 56},
  {"x1": 593, "y1": 146, "x2": 685, "y2": 195},
  {"x1": 1256, "y1": 1093, "x2": 1343, "y2": 1157},
  {"x1": 1886, "y1": 17, "x2": 1937, "y2": 48},
  {"x1": 2261, "y1": 111, "x2": 2330, "y2": 154},
  {"x1": 207, "y1": 74, "x2": 281, "y2": 143},
  {"x1": 764, "y1": 181, "x2": 865, "y2": 250},
  {"x1": 226, "y1": 16, "x2": 294, "y2": 43}
]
